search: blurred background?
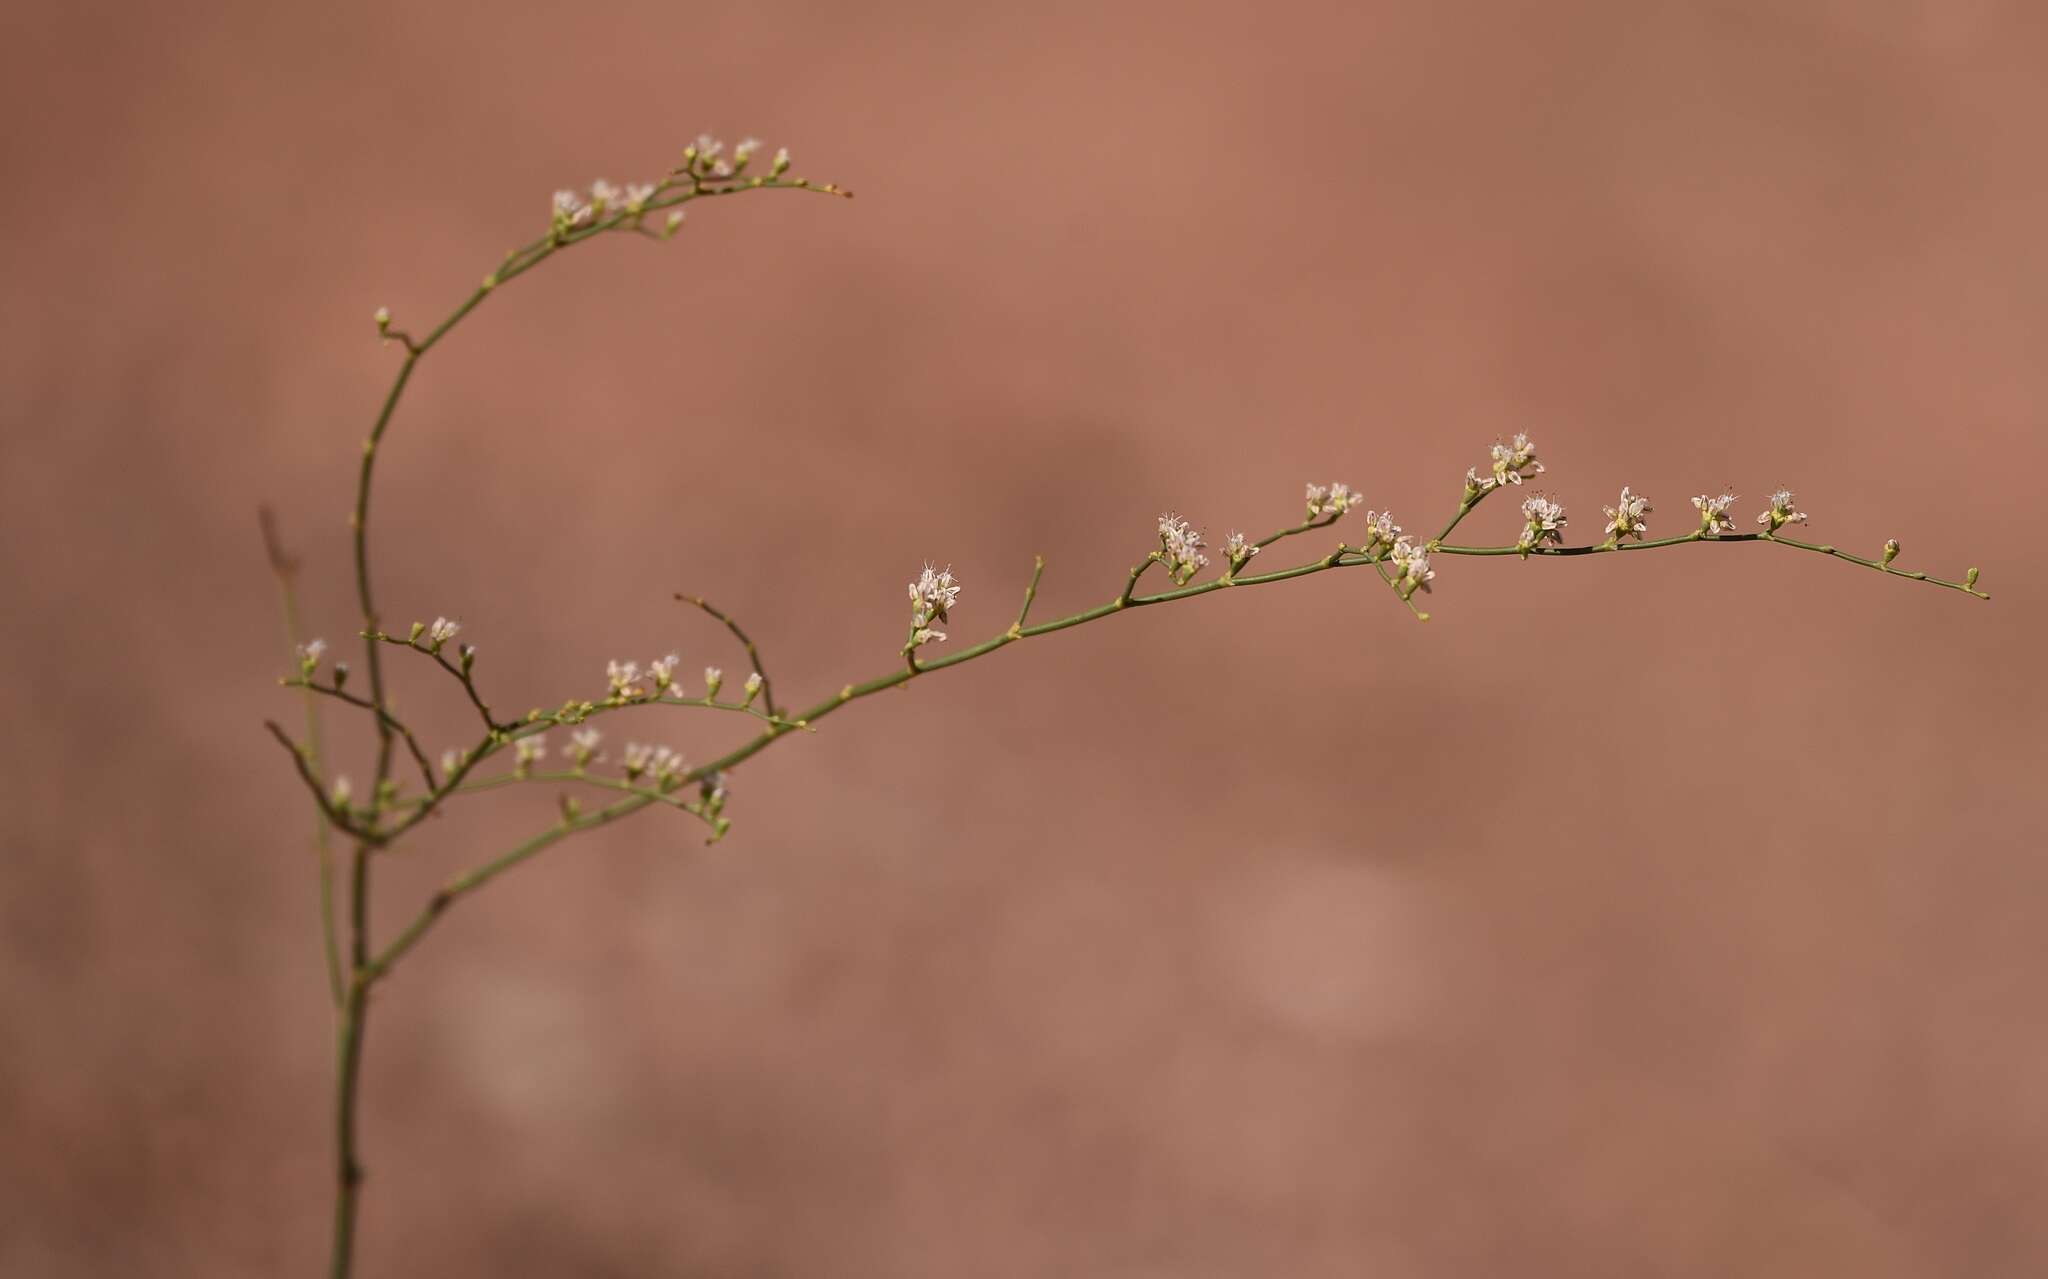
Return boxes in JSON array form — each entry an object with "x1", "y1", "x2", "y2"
[{"x1": 3, "y1": 1, "x2": 2044, "y2": 1274}]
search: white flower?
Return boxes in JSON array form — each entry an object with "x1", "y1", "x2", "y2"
[
  {"x1": 770, "y1": 147, "x2": 792, "y2": 176},
  {"x1": 742, "y1": 672, "x2": 764, "y2": 705},
  {"x1": 648, "y1": 653, "x2": 680, "y2": 691},
  {"x1": 297, "y1": 638, "x2": 327, "y2": 669},
  {"x1": 588, "y1": 179, "x2": 621, "y2": 214},
  {"x1": 606, "y1": 659, "x2": 643, "y2": 698},
  {"x1": 1157, "y1": 513, "x2": 1209, "y2": 584},
  {"x1": 552, "y1": 189, "x2": 592, "y2": 227},
  {"x1": 1757, "y1": 489, "x2": 1808, "y2": 529},
  {"x1": 427, "y1": 617, "x2": 461, "y2": 648},
  {"x1": 1472, "y1": 433, "x2": 1543, "y2": 493},
  {"x1": 650, "y1": 747, "x2": 686, "y2": 785},
  {"x1": 1224, "y1": 530, "x2": 1258, "y2": 565},
  {"x1": 568, "y1": 728, "x2": 602, "y2": 766},
  {"x1": 624, "y1": 182, "x2": 657, "y2": 213},
  {"x1": 734, "y1": 137, "x2": 762, "y2": 164},
  {"x1": 1361, "y1": 510, "x2": 1401, "y2": 550},
  {"x1": 1518, "y1": 495, "x2": 1568, "y2": 551},
  {"x1": 1305, "y1": 482, "x2": 1362, "y2": 519},
  {"x1": 440, "y1": 748, "x2": 463, "y2": 777},
  {"x1": 703, "y1": 666, "x2": 723, "y2": 699},
  {"x1": 1603, "y1": 486, "x2": 1652, "y2": 542},
  {"x1": 909, "y1": 563, "x2": 961, "y2": 646},
  {"x1": 1692, "y1": 492, "x2": 1738, "y2": 535},
  {"x1": 689, "y1": 134, "x2": 733, "y2": 178},
  {"x1": 623, "y1": 742, "x2": 656, "y2": 779},
  {"x1": 514, "y1": 735, "x2": 546, "y2": 771},
  {"x1": 1389, "y1": 536, "x2": 1435, "y2": 593},
  {"x1": 331, "y1": 776, "x2": 353, "y2": 807}
]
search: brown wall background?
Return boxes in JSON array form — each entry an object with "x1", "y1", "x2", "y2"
[{"x1": 3, "y1": 1, "x2": 2044, "y2": 1274}]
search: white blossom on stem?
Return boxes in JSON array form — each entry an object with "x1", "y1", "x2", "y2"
[
  {"x1": 622, "y1": 742, "x2": 656, "y2": 780},
  {"x1": 648, "y1": 654, "x2": 680, "y2": 692},
  {"x1": 1603, "y1": 486, "x2": 1652, "y2": 542},
  {"x1": 1304, "y1": 483, "x2": 1361, "y2": 519},
  {"x1": 552, "y1": 189, "x2": 592, "y2": 228},
  {"x1": 606, "y1": 659, "x2": 643, "y2": 699},
  {"x1": 1389, "y1": 536, "x2": 1435, "y2": 595},
  {"x1": 1518, "y1": 495, "x2": 1568, "y2": 552},
  {"x1": 426, "y1": 617, "x2": 461, "y2": 649},
  {"x1": 1692, "y1": 492, "x2": 1738, "y2": 535},
  {"x1": 514, "y1": 735, "x2": 546, "y2": 774},
  {"x1": 703, "y1": 667, "x2": 723, "y2": 699},
  {"x1": 742, "y1": 672, "x2": 764, "y2": 706},
  {"x1": 909, "y1": 563, "x2": 960, "y2": 647},
  {"x1": 1224, "y1": 530, "x2": 1258, "y2": 567},
  {"x1": 297, "y1": 639, "x2": 327, "y2": 671},
  {"x1": 568, "y1": 728, "x2": 602, "y2": 768},
  {"x1": 1757, "y1": 489, "x2": 1808, "y2": 530},
  {"x1": 1361, "y1": 510, "x2": 1401, "y2": 551},
  {"x1": 1157, "y1": 513, "x2": 1209, "y2": 584},
  {"x1": 1470, "y1": 433, "x2": 1543, "y2": 494}
]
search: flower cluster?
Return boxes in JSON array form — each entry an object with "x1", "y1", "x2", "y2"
[
  {"x1": 1359, "y1": 510, "x2": 1401, "y2": 552},
  {"x1": 407, "y1": 617, "x2": 461, "y2": 651},
  {"x1": 622, "y1": 742, "x2": 688, "y2": 787},
  {"x1": 568, "y1": 728, "x2": 603, "y2": 768},
  {"x1": 552, "y1": 179, "x2": 661, "y2": 233},
  {"x1": 1224, "y1": 530, "x2": 1258, "y2": 568},
  {"x1": 1304, "y1": 482, "x2": 1362, "y2": 519},
  {"x1": 1757, "y1": 489, "x2": 1808, "y2": 530},
  {"x1": 908, "y1": 564, "x2": 960, "y2": 647},
  {"x1": 1389, "y1": 537, "x2": 1435, "y2": 596},
  {"x1": 1157, "y1": 514, "x2": 1209, "y2": 584},
  {"x1": 605, "y1": 659, "x2": 643, "y2": 700},
  {"x1": 513, "y1": 734, "x2": 546, "y2": 776},
  {"x1": 1692, "y1": 492, "x2": 1738, "y2": 536},
  {"x1": 680, "y1": 135, "x2": 790, "y2": 182},
  {"x1": 1603, "y1": 486, "x2": 1652, "y2": 543},
  {"x1": 1468, "y1": 433, "x2": 1544, "y2": 495},
  {"x1": 1518, "y1": 495, "x2": 1568, "y2": 553},
  {"x1": 297, "y1": 638, "x2": 327, "y2": 674}
]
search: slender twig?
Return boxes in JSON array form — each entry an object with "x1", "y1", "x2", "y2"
[
  {"x1": 261, "y1": 509, "x2": 345, "y2": 1008},
  {"x1": 285, "y1": 679, "x2": 438, "y2": 792},
  {"x1": 1010, "y1": 556, "x2": 1046, "y2": 635},
  {"x1": 674, "y1": 594, "x2": 781, "y2": 718}
]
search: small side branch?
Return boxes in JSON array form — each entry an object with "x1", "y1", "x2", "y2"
[{"x1": 674, "y1": 593, "x2": 781, "y2": 717}]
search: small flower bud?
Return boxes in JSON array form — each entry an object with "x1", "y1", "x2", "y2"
[
  {"x1": 1966, "y1": 566, "x2": 1981, "y2": 588},
  {"x1": 703, "y1": 667, "x2": 724, "y2": 699},
  {"x1": 459, "y1": 644, "x2": 476, "y2": 674},
  {"x1": 1882, "y1": 539, "x2": 1901, "y2": 567},
  {"x1": 741, "y1": 671, "x2": 763, "y2": 706},
  {"x1": 559, "y1": 794, "x2": 581, "y2": 824},
  {"x1": 297, "y1": 638, "x2": 327, "y2": 675},
  {"x1": 770, "y1": 147, "x2": 792, "y2": 177},
  {"x1": 332, "y1": 662, "x2": 350, "y2": 691},
  {"x1": 373, "y1": 307, "x2": 391, "y2": 333},
  {"x1": 330, "y1": 776, "x2": 353, "y2": 809},
  {"x1": 407, "y1": 621, "x2": 426, "y2": 644}
]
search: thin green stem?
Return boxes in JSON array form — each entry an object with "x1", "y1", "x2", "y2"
[
  {"x1": 673, "y1": 594, "x2": 782, "y2": 718},
  {"x1": 260, "y1": 510, "x2": 344, "y2": 1008},
  {"x1": 367, "y1": 794, "x2": 658, "y2": 978},
  {"x1": 286, "y1": 679, "x2": 437, "y2": 792}
]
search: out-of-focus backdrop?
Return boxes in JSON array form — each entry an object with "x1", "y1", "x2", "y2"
[{"x1": 3, "y1": 2, "x2": 2044, "y2": 1274}]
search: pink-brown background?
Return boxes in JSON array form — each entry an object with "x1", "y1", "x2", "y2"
[{"x1": 3, "y1": 1, "x2": 2044, "y2": 1274}]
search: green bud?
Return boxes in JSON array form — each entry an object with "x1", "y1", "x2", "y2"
[
  {"x1": 1882, "y1": 539, "x2": 1900, "y2": 567},
  {"x1": 407, "y1": 621, "x2": 425, "y2": 644},
  {"x1": 1966, "y1": 567, "x2": 1981, "y2": 588}
]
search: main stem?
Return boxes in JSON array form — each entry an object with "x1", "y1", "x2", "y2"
[{"x1": 331, "y1": 845, "x2": 372, "y2": 1279}]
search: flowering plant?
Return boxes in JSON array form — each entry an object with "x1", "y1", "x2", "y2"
[{"x1": 266, "y1": 137, "x2": 1987, "y2": 1278}]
